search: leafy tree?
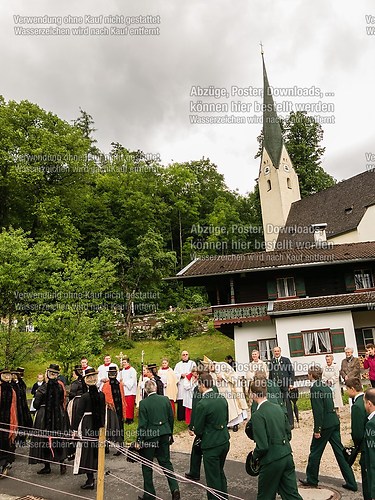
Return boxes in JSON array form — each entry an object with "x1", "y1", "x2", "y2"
[
  {"x1": 36, "y1": 256, "x2": 117, "y2": 379},
  {"x1": 0, "y1": 228, "x2": 63, "y2": 367},
  {"x1": 99, "y1": 231, "x2": 176, "y2": 337}
]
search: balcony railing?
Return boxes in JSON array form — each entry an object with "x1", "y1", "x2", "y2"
[{"x1": 212, "y1": 302, "x2": 269, "y2": 324}]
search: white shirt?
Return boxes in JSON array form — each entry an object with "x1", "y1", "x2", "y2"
[
  {"x1": 97, "y1": 363, "x2": 119, "y2": 390},
  {"x1": 118, "y1": 366, "x2": 137, "y2": 396},
  {"x1": 174, "y1": 359, "x2": 197, "y2": 400}
]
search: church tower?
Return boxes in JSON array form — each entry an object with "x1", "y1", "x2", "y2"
[{"x1": 258, "y1": 51, "x2": 301, "y2": 251}]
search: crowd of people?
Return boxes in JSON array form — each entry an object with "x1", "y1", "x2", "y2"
[{"x1": 0, "y1": 343, "x2": 375, "y2": 499}]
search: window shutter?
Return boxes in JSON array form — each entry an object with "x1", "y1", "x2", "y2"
[
  {"x1": 267, "y1": 280, "x2": 277, "y2": 300},
  {"x1": 288, "y1": 333, "x2": 304, "y2": 357},
  {"x1": 330, "y1": 328, "x2": 345, "y2": 353},
  {"x1": 295, "y1": 276, "x2": 306, "y2": 297},
  {"x1": 345, "y1": 272, "x2": 356, "y2": 292},
  {"x1": 248, "y1": 341, "x2": 258, "y2": 360}
]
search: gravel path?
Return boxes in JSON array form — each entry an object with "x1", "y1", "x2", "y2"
[{"x1": 173, "y1": 404, "x2": 362, "y2": 480}]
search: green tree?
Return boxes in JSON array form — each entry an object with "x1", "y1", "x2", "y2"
[
  {"x1": 99, "y1": 231, "x2": 176, "y2": 337},
  {"x1": 0, "y1": 228, "x2": 63, "y2": 367}
]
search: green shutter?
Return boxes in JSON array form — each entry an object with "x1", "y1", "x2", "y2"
[
  {"x1": 295, "y1": 276, "x2": 306, "y2": 297},
  {"x1": 345, "y1": 272, "x2": 356, "y2": 292},
  {"x1": 330, "y1": 328, "x2": 345, "y2": 353},
  {"x1": 267, "y1": 280, "x2": 277, "y2": 300},
  {"x1": 288, "y1": 333, "x2": 304, "y2": 357},
  {"x1": 248, "y1": 341, "x2": 258, "y2": 361}
]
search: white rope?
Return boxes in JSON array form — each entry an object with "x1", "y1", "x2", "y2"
[{"x1": 0, "y1": 474, "x2": 90, "y2": 499}]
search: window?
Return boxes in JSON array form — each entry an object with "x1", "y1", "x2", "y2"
[
  {"x1": 302, "y1": 329, "x2": 331, "y2": 355},
  {"x1": 276, "y1": 277, "x2": 296, "y2": 298},
  {"x1": 362, "y1": 328, "x2": 375, "y2": 345},
  {"x1": 354, "y1": 269, "x2": 374, "y2": 289},
  {"x1": 258, "y1": 338, "x2": 277, "y2": 361}
]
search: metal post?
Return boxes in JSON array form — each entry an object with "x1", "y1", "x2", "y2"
[{"x1": 96, "y1": 426, "x2": 106, "y2": 500}]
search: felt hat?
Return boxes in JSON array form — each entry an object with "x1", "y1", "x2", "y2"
[
  {"x1": 245, "y1": 451, "x2": 260, "y2": 476},
  {"x1": 46, "y1": 363, "x2": 60, "y2": 374},
  {"x1": 83, "y1": 367, "x2": 98, "y2": 378}
]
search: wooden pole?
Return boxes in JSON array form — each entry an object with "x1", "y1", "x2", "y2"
[{"x1": 96, "y1": 427, "x2": 106, "y2": 500}]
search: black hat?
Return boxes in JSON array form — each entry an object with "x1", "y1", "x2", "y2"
[
  {"x1": 47, "y1": 363, "x2": 60, "y2": 374},
  {"x1": 245, "y1": 451, "x2": 260, "y2": 476},
  {"x1": 11, "y1": 368, "x2": 20, "y2": 374},
  {"x1": 147, "y1": 363, "x2": 157, "y2": 370},
  {"x1": 17, "y1": 367, "x2": 25, "y2": 373},
  {"x1": 0, "y1": 368, "x2": 11, "y2": 375},
  {"x1": 74, "y1": 364, "x2": 82, "y2": 371},
  {"x1": 83, "y1": 367, "x2": 98, "y2": 378},
  {"x1": 108, "y1": 365, "x2": 118, "y2": 375}
]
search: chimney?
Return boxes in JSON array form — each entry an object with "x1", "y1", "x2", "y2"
[{"x1": 311, "y1": 223, "x2": 327, "y2": 246}]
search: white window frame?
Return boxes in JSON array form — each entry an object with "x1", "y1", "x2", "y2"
[
  {"x1": 354, "y1": 269, "x2": 374, "y2": 290},
  {"x1": 258, "y1": 338, "x2": 277, "y2": 361},
  {"x1": 302, "y1": 329, "x2": 331, "y2": 355},
  {"x1": 362, "y1": 327, "x2": 375, "y2": 345},
  {"x1": 276, "y1": 277, "x2": 296, "y2": 298}
]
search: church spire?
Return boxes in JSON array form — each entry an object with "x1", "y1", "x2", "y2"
[{"x1": 261, "y1": 51, "x2": 283, "y2": 168}]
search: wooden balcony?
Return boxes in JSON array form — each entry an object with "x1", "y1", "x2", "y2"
[{"x1": 212, "y1": 302, "x2": 270, "y2": 326}]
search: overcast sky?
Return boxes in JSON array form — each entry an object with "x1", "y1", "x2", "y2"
[{"x1": 1, "y1": 0, "x2": 374, "y2": 194}]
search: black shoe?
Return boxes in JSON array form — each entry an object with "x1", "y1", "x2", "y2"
[
  {"x1": 185, "y1": 472, "x2": 200, "y2": 481},
  {"x1": 232, "y1": 425, "x2": 239, "y2": 432},
  {"x1": 60, "y1": 464, "x2": 67, "y2": 475},
  {"x1": 172, "y1": 490, "x2": 180, "y2": 500},
  {"x1": 299, "y1": 479, "x2": 317, "y2": 488},
  {"x1": 81, "y1": 482, "x2": 95, "y2": 490},
  {"x1": 37, "y1": 466, "x2": 51, "y2": 475},
  {"x1": 342, "y1": 483, "x2": 358, "y2": 492}
]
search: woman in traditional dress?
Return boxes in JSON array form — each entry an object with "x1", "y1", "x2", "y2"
[
  {"x1": 322, "y1": 354, "x2": 343, "y2": 412},
  {"x1": 0, "y1": 368, "x2": 18, "y2": 478},
  {"x1": 72, "y1": 367, "x2": 105, "y2": 490},
  {"x1": 101, "y1": 366, "x2": 126, "y2": 455},
  {"x1": 29, "y1": 364, "x2": 69, "y2": 475}
]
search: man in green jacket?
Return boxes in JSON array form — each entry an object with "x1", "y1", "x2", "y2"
[
  {"x1": 193, "y1": 372, "x2": 230, "y2": 500},
  {"x1": 300, "y1": 365, "x2": 357, "y2": 492},
  {"x1": 247, "y1": 378, "x2": 302, "y2": 499},
  {"x1": 364, "y1": 388, "x2": 375, "y2": 500},
  {"x1": 346, "y1": 378, "x2": 369, "y2": 499},
  {"x1": 137, "y1": 380, "x2": 180, "y2": 500}
]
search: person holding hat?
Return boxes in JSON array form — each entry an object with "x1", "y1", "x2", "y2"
[
  {"x1": 72, "y1": 367, "x2": 105, "y2": 490},
  {"x1": 29, "y1": 364, "x2": 69, "y2": 475},
  {"x1": 102, "y1": 365, "x2": 126, "y2": 455},
  {"x1": 0, "y1": 368, "x2": 18, "y2": 478},
  {"x1": 11, "y1": 368, "x2": 33, "y2": 446},
  {"x1": 118, "y1": 356, "x2": 137, "y2": 424},
  {"x1": 246, "y1": 377, "x2": 302, "y2": 500}
]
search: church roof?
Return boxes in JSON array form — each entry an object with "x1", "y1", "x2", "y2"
[
  {"x1": 277, "y1": 170, "x2": 375, "y2": 246},
  {"x1": 262, "y1": 53, "x2": 284, "y2": 168},
  {"x1": 174, "y1": 241, "x2": 375, "y2": 279}
]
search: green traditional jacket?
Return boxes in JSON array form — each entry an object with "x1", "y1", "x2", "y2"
[
  {"x1": 194, "y1": 389, "x2": 230, "y2": 450},
  {"x1": 247, "y1": 400, "x2": 292, "y2": 465},
  {"x1": 189, "y1": 385, "x2": 218, "y2": 431},
  {"x1": 310, "y1": 380, "x2": 339, "y2": 433},
  {"x1": 351, "y1": 393, "x2": 367, "y2": 449},
  {"x1": 251, "y1": 379, "x2": 286, "y2": 414},
  {"x1": 364, "y1": 417, "x2": 375, "y2": 498},
  {"x1": 137, "y1": 392, "x2": 174, "y2": 444}
]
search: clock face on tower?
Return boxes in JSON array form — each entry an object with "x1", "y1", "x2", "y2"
[
  {"x1": 264, "y1": 166, "x2": 270, "y2": 175},
  {"x1": 283, "y1": 164, "x2": 289, "y2": 172}
]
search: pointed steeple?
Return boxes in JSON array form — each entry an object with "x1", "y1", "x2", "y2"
[{"x1": 261, "y1": 51, "x2": 283, "y2": 168}]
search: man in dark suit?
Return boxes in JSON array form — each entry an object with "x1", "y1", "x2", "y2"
[
  {"x1": 300, "y1": 365, "x2": 357, "y2": 492},
  {"x1": 364, "y1": 388, "x2": 375, "y2": 500},
  {"x1": 268, "y1": 346, "x2": 295, "y2": 427},
  {"x1": 346, "y1": 378, "x2": 369, "y2": 499},
  {"x1": 137, "y1": 380, "x2": 180, "y2": 500},
  {"x1": 246, "y1": 377, "x2": 302, "y2": 499},
  {"x1": 193, "y1": 372, "x2": 230, "y2": 500}
]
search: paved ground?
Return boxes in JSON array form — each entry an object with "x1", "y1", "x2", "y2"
[{"x1": 0, "y1": 448, "x2": 364, "y2": 499}]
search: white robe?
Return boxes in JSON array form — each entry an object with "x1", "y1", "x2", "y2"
[
  {"x1": 174, "y1": 359, "x2": 197, "y2": 400},
  {"x1": 97, "y1": 363, "x2": 118, "y2": 391},
  {"x1": 118, "y1": 366, "x2": 137, "y2": 396}
]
